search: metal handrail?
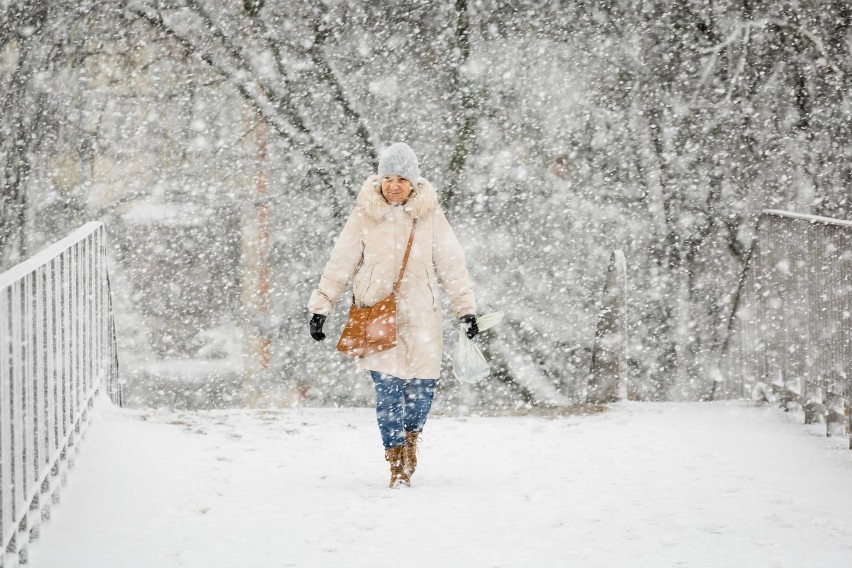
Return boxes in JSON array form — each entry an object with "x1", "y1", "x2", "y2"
[
  {"x1": 719, "y1": 210, "x2": 852, "y2": 446},
  {"x1": 0, "y1": 222, "x2": 120, "y2": 567}
]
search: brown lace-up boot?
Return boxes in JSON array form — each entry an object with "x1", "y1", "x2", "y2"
[
  {"x1": 385, "y1": 446, "x2": 408, "y2": 488},
  {"x1": 402, "y1": 431, "x2": 420, "y2": 480}
]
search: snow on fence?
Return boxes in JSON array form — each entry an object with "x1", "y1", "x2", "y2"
[
  {"x1": 0, "y1": 222, "x2": 120, "y2": 567},
  {"x1": 720, "y1": 210, "x2": 852, "y2": 447}
]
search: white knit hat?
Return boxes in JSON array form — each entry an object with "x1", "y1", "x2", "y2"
[{"x1": 377, "y1": 142, "x2": 420, "y2": 187}]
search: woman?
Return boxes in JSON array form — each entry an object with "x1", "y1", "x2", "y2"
[{"x1": 307, "y1": 142, "x2": 479, "y2": 488}]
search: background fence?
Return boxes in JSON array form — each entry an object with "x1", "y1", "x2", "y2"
[
  {"x1": 719, "y1": 210, "x2": 852, "y2": 446},
  {"x1": 0, "y1": 222, "x2": 119, "y2": 567}
]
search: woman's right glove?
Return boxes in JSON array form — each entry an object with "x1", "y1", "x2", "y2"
[{"x1": 310, "y1": 313, "x2": 327, "y2": 341}]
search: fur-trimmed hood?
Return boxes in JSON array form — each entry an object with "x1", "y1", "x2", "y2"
[{"x1": 356, "y1": 174, "x2": 439, "y2": 222}]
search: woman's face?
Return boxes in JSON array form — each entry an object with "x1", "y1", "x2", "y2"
[{"x1": 381, "y1": 176, "x2": 413, "y2": 205}]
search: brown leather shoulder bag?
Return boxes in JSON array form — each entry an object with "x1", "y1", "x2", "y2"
[{"x1": 336, "y1": 220, "x2": 417, "y2": 358}]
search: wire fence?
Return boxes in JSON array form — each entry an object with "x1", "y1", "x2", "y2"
[
  {"x1": 0, "y1": 222, "x2": 120, "y2": 567},
  {"x1": 719, "y1": 210, "x2": 852, "y2": 446}
]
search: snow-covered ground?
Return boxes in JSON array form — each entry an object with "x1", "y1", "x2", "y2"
[{"x1": 26, "y1": 399, "x2": 852, "y2": 568}]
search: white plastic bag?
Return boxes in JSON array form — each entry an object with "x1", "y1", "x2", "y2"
[
  {"x1": 476, "y1": 312, "x2": 505, "y2": 331},
  {"x1": 452, "y1": 311, "x2": 504, "y2": 384}
]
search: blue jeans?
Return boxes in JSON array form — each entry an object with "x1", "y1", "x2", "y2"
[{"x1": 370, "y1": 371, "x2": 436, "y2": 449}]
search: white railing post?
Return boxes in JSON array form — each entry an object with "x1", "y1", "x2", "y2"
[
  {"x1": 587, "y1": 250, "x2": 627, "y2": 404},
  {"x1": 0, "y1": 222, "x2": 119, "y2": 567},
  {"x1": 0, "y1": 287, "x2": 11, "y2": 562}
]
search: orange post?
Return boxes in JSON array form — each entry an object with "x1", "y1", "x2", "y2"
[{"x1": 255, "y1": 114, "x2": 271, "y2": 370}]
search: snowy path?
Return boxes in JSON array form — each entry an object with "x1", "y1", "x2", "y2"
[{"x1": 26, "y1": 400, "x2": 852, "y2": 568}]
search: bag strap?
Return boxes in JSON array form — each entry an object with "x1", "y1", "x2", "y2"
[
  {"x1": 392, "y1": 219, "x2": 417, "y2": 295},
  {"x1": 350, "y1": 219, "x2": 417, "y2": 306}
]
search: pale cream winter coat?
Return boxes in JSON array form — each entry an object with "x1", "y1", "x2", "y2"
[{"x1": 308, "y1": 175, "x2": 476, "y2": 380}]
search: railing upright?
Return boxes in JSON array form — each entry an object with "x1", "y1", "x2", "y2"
[
  {"x1": 587, "y1": 250, "x2": 627, "y2": 404},
  {"x1": 0, "y1": 222, "x2": 119, "y2": 567}
]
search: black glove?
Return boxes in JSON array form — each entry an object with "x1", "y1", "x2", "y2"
[
  {"x1": 460, "y1": 314, "x2": 479, "y2": 339},
  {"x1": 310, "y1": 313, "x2": 327, "y2": 341}
]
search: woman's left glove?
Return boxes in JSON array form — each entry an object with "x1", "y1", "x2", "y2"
[
  {"x1": 310, "y1": 313, "x2": 327, "y2": 341},
  {"x1": 459, "y1": 314, "x2": 479, "y2": 339}
]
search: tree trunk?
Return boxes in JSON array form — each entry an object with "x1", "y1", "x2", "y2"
[{"x1": 443, "y1": 0, "x2": 478, "y2": 215}]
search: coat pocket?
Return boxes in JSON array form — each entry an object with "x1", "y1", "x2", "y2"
[
  {"x1": 423, "y1": 267, "x2": 439, "y2": 312},
  {"x1": 353, "y1": 264, "x2": 375, "y2": 305}
]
